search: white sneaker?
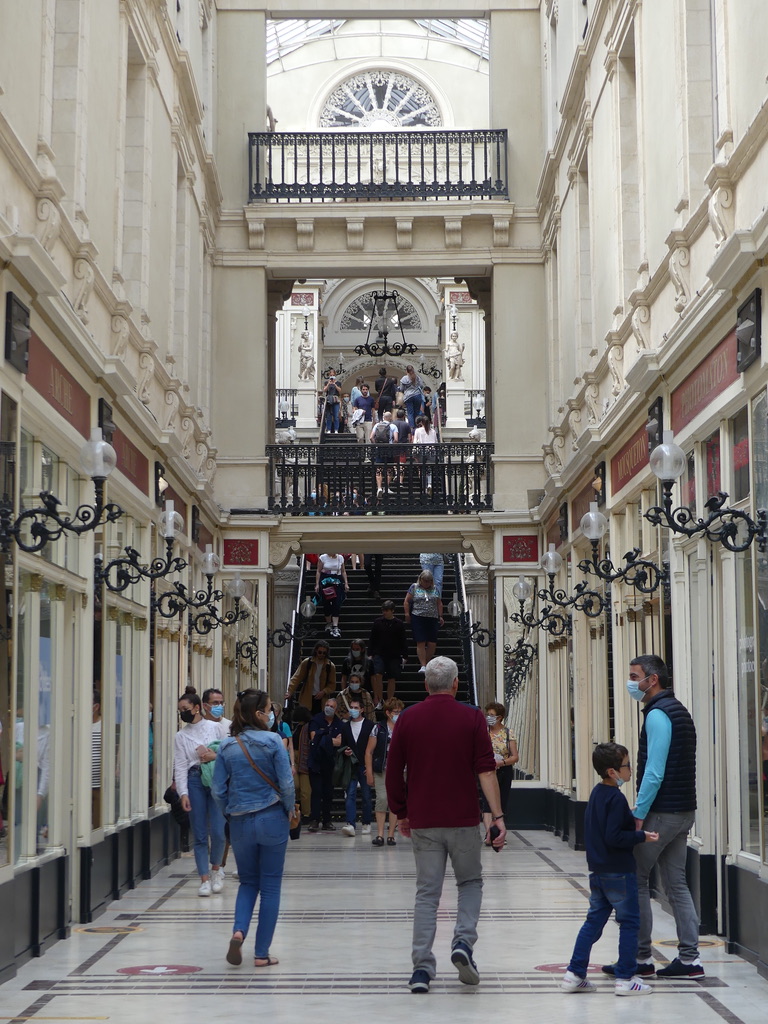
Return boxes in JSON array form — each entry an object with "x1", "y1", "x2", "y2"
[
  {"x1": 198, "y1": 880, "x2": 212, "y2": 897},
  {"x1": 418, "y1": 666, "x2": 427, "y2": 675},
  {"x1": 560, "y1": 970, "x2": 595, "y2": 993},
  {"x1": 361, "y1": 824, "x2": 371, "y2": 835},
  {"x1": 615, "y1": 976, "x2": 652, "y2": 996},
  {"x1": 341, "y1": 823, "x2": 356, "y2": 837},
  {"x1": 211, "y1": 869, "x2": 224, "y2": 894}
]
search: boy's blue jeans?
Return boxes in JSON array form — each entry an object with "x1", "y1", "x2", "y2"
[{"x1": 567, "y1": 871, "x2": 639, "y2": 980}]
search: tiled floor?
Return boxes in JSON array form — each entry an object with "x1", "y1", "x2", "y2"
[{"x1": 2, "y1": 829, "x2": 767, "y2": 1023}]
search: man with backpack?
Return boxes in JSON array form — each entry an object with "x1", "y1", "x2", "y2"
[{"x1": 372, "y1": 412, "x2": 396, "y2": 497}]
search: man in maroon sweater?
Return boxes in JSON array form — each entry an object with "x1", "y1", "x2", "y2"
[{"x1": 386, "y1": 656, "x2": 506, "y2": 993}]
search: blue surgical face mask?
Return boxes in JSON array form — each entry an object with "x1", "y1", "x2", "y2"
[
  {"x1": 324, "y1": 705, "x2": 335, "y2": 717},
  {"x1": 626, "y1": 677, "x2": 647, "y2": 701},
  {"x1": 486, "y1": 715, "x2": 498, "y2": 726},
  {"x1": 349, "y1": 682, "x2": 361, "y2": 692},
  {"x1": 391, "y1": 714, "x2": 399, "y2": 723},
  {"x1": 209, "y1": 703, "x2": 224, "y2": 719},
  {"x1": 349, "y1": 708, "x2": 361, "y2": 720},
  {"x1": 614, "y1": 774, "x2": 626, "y2": 788},
  {"x1": 266, "y1": 711, "x2": 276, "y2": 729}
]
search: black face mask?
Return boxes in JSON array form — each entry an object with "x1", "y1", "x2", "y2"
[{"x1": 179, "y1": 709, "x2": 196, "y2": 724}]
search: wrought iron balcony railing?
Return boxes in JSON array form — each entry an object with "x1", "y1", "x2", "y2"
[
  {"x1": 248, "y1": 130, "x2": 509, "y2": 204},
  {"x1": 266, "y1": 442, "x2": 494, "y2": 515}
]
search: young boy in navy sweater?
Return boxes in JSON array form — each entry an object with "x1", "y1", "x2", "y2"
[{"x1": 561, "y1": 742, "x2": 659, "y2": 997}]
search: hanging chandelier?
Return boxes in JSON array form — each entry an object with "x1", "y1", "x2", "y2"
[{"x1": 354, "y1": 283, "x2": 418, "y2": 359}]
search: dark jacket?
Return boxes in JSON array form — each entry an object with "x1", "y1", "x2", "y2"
[
  {"x1": 368, "y1": 615, "x2": 408, "y2": 659},
  {"x1": 308, "y1": 713, "x2": 343, "y2": 771},
  {"x1": 584, "y1": 782, "x2": 647, "y2": 873},
  {"x1": 637, "y1": 689, "x2": 697, "y2": 813},
  {"x1": 340, "y1": 718, "x2": 375, "y2": 762}
]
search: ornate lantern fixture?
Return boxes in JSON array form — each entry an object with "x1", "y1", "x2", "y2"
[
  {"x1": 0, "y1": 428, "x2": 123, "y2": 554},
  {"x1": 188, "y1": 573, "x2": 248, "y2": 635},
  {"x1": 507, "y1": 575, "x2": 572, "y2": 637},
  {"x1": 576, "y1": 502, "x2": 667, "y2": 593},
  {"x1": 354, "y1": 283, "x2": 417, "y2": 360},
  {"x1": 96, "y1": 501, "x2": 186, "y2": 594}
]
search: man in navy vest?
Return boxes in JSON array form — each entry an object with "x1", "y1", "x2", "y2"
[{"x1": 621, "y1": 654, "x2": 703, "y2": 979}]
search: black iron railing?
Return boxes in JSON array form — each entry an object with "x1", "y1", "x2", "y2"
[
  {"x1": 248, "y1": 130, "x2": 509, "y2": 203},
  {"x1": 266, "y1": 442, "x2": 493, "y2": 515}
]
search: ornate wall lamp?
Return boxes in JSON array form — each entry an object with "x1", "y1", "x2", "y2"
[
  {"x1": 508, "y1": 575, "x2": 572, "y2": 637},
  {"x1": 0, "y1": 428, "x2": 123, "y2": 554},
  {"x1": 466, "y1": 390, "x2": 486, "y2": 428},
  {"x1": 504, "y1": 636, "x2": 538, "y2": 700},
  {"x1": 537, "y1": 546, "x2": 609, "y2": 618},
  {"x1": 236, "y1": 634, "x2": 259, "y2": 670},
  {"x1": 188, "y1": 573, "x2": 248, "y2": 635},
  {"x1": 644, "y1": 431, "x2": 767, "y2": 552},
  {"x1": 267, "y1": 594, "x2": 318, "y2": 647},
  {"x1": 96, "y1": 501, "x2": 187, "y2": 594},
  {"x1": 577, "y1": 503, "x2": 668, "y2": 593},
  {"x1": 446, "y1": 592, "x2": 495, "y2": 647}
]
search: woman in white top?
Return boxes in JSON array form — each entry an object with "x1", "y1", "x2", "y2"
[
  {"x1": 315, "y1": 552, "x2": 349, "y2": 638},
  {"x1": 174, "y1": 692, "x2": 229, "y2": 896},
  {"x1": 413, "y1": 415, "x2": 438, "y2": 496}
]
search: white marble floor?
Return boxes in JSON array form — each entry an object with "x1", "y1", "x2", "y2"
[{"x1": 1, "y1": 829, "x2": 766, "y2": 1024}]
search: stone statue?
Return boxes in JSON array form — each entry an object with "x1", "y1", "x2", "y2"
[
  {"x1": 298, "y1": 329, "x2": 315, "y2": 381},
  {"x1": 446, "y1": 330, "x2": 465, "y2": 381}
]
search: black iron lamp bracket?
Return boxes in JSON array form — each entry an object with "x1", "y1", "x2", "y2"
[
  {"x1": 644, "y1": 485, "x2": 767, "y2": 553},
  {"x1": 95, "y1": 539, "x2": 187, "y2": 594},
  {"x1": 578, "y1": 543, "x2": 668, "y2": 594},
  {"x1": 1, "y1": 482, "x2": 123, "y2": 554}
]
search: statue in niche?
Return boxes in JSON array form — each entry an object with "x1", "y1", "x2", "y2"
[
  {"x1": 298, "y1": 329, "x2": 315, "y2": 381},
  {"x1": 446, "y1": 330, "x2": 465, "y2": 380}
]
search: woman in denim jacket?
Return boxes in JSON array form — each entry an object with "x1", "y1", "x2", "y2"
[{"x1": 212, "y1": 690, "x2": 295, "y2": 968}]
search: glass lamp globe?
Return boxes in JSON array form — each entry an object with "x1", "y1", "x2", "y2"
[
  {"x1": 580, "y1": 502, "x2": 608, "y2": 542},
  {"x1": 512, "y1": 575, "x2": 533, "y2": 602},
  {"x1": 541, "y1": 544, "x2": 563, "y2": 576},
  {"x1": 80, "y1": 428, "x2": 117, "y2": 480},
  {"x1": 227, "y1": 574, "x2": 247, "y2": 600},
  {"x1": 279, "y1": 398, "x2": 289, "y2": 416},
  {"x1": 202, "y1": 545, "x2": 221, "y2": 577},
  {"x1": 159, "y1": 507, "x2": 184, "y2": 540},
  {"x1": 448, "y1": 592, "x2": 463, "y2": 617},
  {"x1": 649, "y1": 430, "x2": 687, "y2": 482},
  {"x1": 300, "y1": 596, "x2": 316, "y2": 618}
]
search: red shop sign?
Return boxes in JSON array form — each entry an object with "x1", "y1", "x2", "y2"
[{"x1": 671, "y1": 331, "x2": 738, "y2": 432}]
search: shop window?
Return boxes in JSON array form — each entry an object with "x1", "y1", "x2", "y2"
[
  {"x1": 704, "y1": 430, "x2": 721, "y2": 497},
  {"x1": 736, "y1": 550, "x2": 760, "y2": 856},
  {"x1": 731, "y1": 406, "x2": 750, "y2": 502},
  {"x1": 751, "y1": 390, "x2": 768, "y2": 862}
]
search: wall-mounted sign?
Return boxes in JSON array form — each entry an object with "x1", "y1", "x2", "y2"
[
  {"x1": 611, "y1": 423, "x2": 649, "y2": 494},
  {"x1": 27, "y1": 333, "x2": 90, "y2": 437},
  {"x1": 112, "y1": 429, "x2": 149, "y2": 495},
  {"x1": 671, "y1": 330, "x2": 738, "y2": 432},
  {"x1": 502, "y1": 535, "x2": 538, "y2": 563},
  {"x1": 223, "y1": 539, "x2": 259, "y2": 566}
]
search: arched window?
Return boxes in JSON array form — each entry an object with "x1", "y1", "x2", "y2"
[
  {"x1": 319, "y1": 71, "x2": 442, "y2": 130},
  {"x1": 339, "y1": 292, "x2": 422, "y2": 331}
]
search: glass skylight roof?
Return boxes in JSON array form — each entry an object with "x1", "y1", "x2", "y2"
[{"x1": 266, "y1": 18, "x2": 489, "y2": 66}]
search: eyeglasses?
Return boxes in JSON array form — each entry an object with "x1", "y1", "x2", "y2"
[{"x1": 620, "y1": 761, "x2": 632, "y2": 770}]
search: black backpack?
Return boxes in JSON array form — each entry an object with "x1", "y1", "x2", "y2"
[{"x1": 372, "y1": 421, "x2": 391, "y2": 443}]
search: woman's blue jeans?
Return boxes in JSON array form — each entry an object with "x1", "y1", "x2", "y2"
[
  {"x1": 325, "y1": 404, "x2": 340, "y2": 432},
  {"x1": 567, "y1": 871, "x2": 640, "y2": 979},
  {"x1": 229, "y1": 804, "x2": 289, "y2": 958},
  {"x1": 187, "y1": 769, "x2": 226, "y2": 877},
  {"x1": 404, "y1": 395, "x2": 424, "y2": 430}
]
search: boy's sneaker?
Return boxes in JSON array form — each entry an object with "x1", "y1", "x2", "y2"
[
  {"x1": 656, "y1": 958, "x2": 704, "y2": 979},
  {"x1": 409, "y1": 969, "x2": 430, "y2": 993},
  {"x1": 602, "y1": 961, "x2": 655, "y2": 977},
  {"x1": 198, "y1": 880, "x2": 212, "y2": 897},
  {"x1": 615, "y1": 976, "x2": 653, "y2": 996},
  {"x1": 450, "y1": 942, "x2": 480, "y2": 986},
  {"x1": 341, "y1": 823, "x2": 356, "y2": 837},
  {"x1": 560, "y1": 970, "x2": 596, "y2": 993}
]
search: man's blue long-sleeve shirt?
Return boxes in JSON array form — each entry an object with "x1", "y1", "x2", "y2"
[
  {"x1": 584, "y1": 782, "x2": 647, "y2": 873},
  {"x1": 634, "y1": 708, "x2": 672, "y2": 819}
]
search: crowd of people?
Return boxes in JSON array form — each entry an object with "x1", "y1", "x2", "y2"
[
  {"x1": 324, "y1": 365, "x2": 444, "y2": 436},
  {"x1": 170, "y1": 650, "x2": 697, "y2": 999}
]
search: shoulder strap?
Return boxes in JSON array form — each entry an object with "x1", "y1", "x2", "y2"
[{"x1": 235, "y1": 736, "x2": 280, "y2": 794}]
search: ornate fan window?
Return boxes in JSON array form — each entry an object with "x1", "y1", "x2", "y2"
[
  {"x1": 319, "y1": 71, "x2": 442, "y2": 130},
  {"x1": 339, "y1": 293, "x2": 422, "y2": 332}
]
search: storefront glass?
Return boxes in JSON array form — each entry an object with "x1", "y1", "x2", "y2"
[{"x1": 751, "y1": 390, "x2": 768, "y2": 862}]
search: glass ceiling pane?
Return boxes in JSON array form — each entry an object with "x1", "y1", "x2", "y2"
[{"x1": 266, "y1": 18, "x2": 489, "y2": 66}]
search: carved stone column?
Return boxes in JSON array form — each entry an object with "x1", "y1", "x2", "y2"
[
  {"x1": 271, "y1": 559, "x2": 301, "y2": 693},
  {"x1": 462, "y1": 552, "x2": 493, "y2": 708}
]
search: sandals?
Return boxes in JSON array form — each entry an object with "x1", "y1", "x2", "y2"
[
  {"x1": 387, "y1": 837, "x2": 397, "y2": 846},
  {"x1": 226, "y1": 934, "x2": 244, "y2": 965},
  {"x1": 254, "y1": 955, "x2": 279, "y2": 967},
  {"x1": 372, "y1": 836, "x2": 385, "y2": 846}
]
